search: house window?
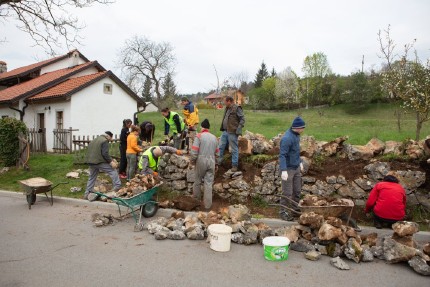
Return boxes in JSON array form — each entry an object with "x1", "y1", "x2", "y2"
[
  {"x1": 56, "y1": 111, "x2": 64, "y2": 130},
  {"x1": 104, "y1": 83, "x2": 113, "y2": 94}
]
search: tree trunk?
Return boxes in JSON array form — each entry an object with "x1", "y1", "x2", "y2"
[{"x1": 415, "y1": 112, "x2": 422, "y2": 141}]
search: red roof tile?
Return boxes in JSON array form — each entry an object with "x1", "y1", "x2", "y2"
[
  {"x1": 29, "y1": 72, "x2": 108, "y2": 100},
  {"x1": 0, "y1": 61, "x2": 97, "y2": 103}
]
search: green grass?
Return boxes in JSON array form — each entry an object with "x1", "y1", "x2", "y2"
[
  {"x1": 0, "y1": 154, "x2": 90, "y2": 198},
  {"x1": 139, "y1": 103, "x2": 430, "y2": 145}
]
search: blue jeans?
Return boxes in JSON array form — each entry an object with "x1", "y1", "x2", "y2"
[{"x1": 218, "y1": 131, "x2": 239, "y2": 167}]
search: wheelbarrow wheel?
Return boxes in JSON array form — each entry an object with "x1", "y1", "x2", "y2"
[
  {"x1": 26, "y1": 193, "x2": 36, "y2": 205},
  {"x1": 141, "y1": 202, "x2": 158, "y2": 218}
]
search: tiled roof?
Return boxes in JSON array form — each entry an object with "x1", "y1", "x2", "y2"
[
  {"x1": 29, "y1": 72, "x2": 108, "y2": 101},
  {"x1": 205, "y1": 93, "x2": 224, "y2": 99},
  {"x1": 0, "y1": 61, "x2": 97, "y2": 103}
]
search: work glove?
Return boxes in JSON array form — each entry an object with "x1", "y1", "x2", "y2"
[
  {"x1": 176, "y1": 150, "x2": 183, "y2": 156},
  {"x1": 281, "y1": 171, "x2": 289, "y2": 181},
  {"x1": 152, "y1": 171, "x2": 158, "y2": 177},
  {"x1": 110, "y1": 160, "x2": 118, "y2": 169},
  {"x1": 300, "y1": 162, "x2": 304, "y2": 173}
]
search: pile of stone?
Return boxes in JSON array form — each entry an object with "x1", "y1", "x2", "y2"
[
  {"x1": 110, "y1": 174, "x2": 160, "y2": 198},
  {"x1": 158, "y1": 153, "x2": 194, "y2": 193},
  {"x1": 301, "y1": 195, "x2": 351, "y2": 207}
]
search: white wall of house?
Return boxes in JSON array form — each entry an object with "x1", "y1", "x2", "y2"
[
  {"x1": 0, "y1": 106, "x2": 19, "y2": 119},
  {"x1": 40, "y1": 56, "x2": 87, "y2": 74},
  {"x1": 24, "y1": 101, "x2": 71, "y2": 152},
  {"x1": 69, "y1": 66, "x2": 100, "y2": 78},
  {"x1": 71, "y1": 77, "x2": 138, "y2": 139},
  {"x1": 143, "y1": 102, "x2": 158, "y2": 112}
]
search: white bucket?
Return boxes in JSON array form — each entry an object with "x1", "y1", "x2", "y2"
[{"x1": 208, "y1": 224, "x2": 233, "y2": 252}]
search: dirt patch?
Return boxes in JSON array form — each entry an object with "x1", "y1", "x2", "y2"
[{"x1": 308, "y1": 157, "x2": 367, "y2": 181}]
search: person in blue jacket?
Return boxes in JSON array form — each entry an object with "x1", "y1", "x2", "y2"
[{"x1": 279, "y1": 116, "x2": 306, "y2": 221}]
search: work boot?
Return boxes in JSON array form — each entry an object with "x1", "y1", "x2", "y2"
[
  {"x1": 231, "y1": 166, "x2": 238, "y2": 172},
  {"x1": 280, "y1": 211, "x2": 294, "y2": 221},
  {"x1": 87, "y1": 193, "x2": 99, "y2": 202}
]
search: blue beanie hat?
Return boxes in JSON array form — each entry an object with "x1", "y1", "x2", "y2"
[{"x1": 291, "y1": 117, "x2": 306, "y2": 129}]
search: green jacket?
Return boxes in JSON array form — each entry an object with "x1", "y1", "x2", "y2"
[
  {"x1": 85, "y1": 135, "x2": 112, "y2": 164},
  {"x1": 138, "y1": 147, "x2": 159, "y2": 172},
  {"x1": 164, "y1": 111, "x2": 185, "y2": 134}
]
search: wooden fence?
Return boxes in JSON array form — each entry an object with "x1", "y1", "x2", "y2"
[
  {"x1": 53, "y1": 128, "x2": 78, "y2": 154},
  {"x1": 28, "y1": 128, "x2": 46, "y2": 153},
  {"x1": 72, "y1": 134, "x2": 120, "y2": 164}
]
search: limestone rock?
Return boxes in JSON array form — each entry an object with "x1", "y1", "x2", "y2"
[
  {"x1": 186, "y1": 169, "x2": 195, "y2": 183},
  {"x1": 167, "y1": 230, "x2": 186, "y2": 240},
  {"x1": 318, "y1": 223, "x2": 342, "y2": 241},
  {"x1": 258, "y1": 229, "x2": 275, "y2": 244},
  {"x1": 347, "y1": 145, "x2": 373, "y2": 161},
  {"x1": 366, "y1": 138, "x2": 385, "y2": 155},
  {"x1": 243, "y1": 131, "x2": 273, "y2": 154},
  {"x1": 408, "y1": 256, "x2": 430, "y2": 276},
  {"x1": 361, "y1": 232, "x2": 378, "y2": 247},
  {"x1": 147, "y1": 223, "x2": 170, "y2": 235},
  {"x1": 337, "y1": 175, "x2": 348, "y2": 185},
  {"x1": 326, "y1": 176, "x2": 337, "y2": 184},
  {"x1": 354, "y1": 178, "x2": 375, "y2": 191},
  {"x1": 229, "y1": 179, "x2": 250, "y2": 191},
  {"x1": 300, "y1": 156, "x2": 312, "y2": 174},
  {"x1": 298, "y1": 212, "x2": 324, "y2": 229},
  {"x1": 213, "y1": 183, "x2": 224, "y2": 193},
  {"x1": 154, "y1": 230, "x2": 168, "y2": 240},
  {"x1": 231, "y1": 232, "x2": 244, "y2": 244},
  {"x1": 404, "y1": 140, "x2": 425, "y2": 159},
  {"x1": 274, "y1": 226, "x2": 300, "y2": 243},
  {"x1": 330, "y1": 257, "x2": 350, "y2": 270},
  {"x1": 392, "y1": 221, "x2": 419, "y2": 237},
  {"x1": 392, "y1": 233, "x2": 417, "y2": 248},
  {"x1": 228, "y1": 204, "x2": 251, "y2": 222},
  {"x1": 290, "y1": 239, "x2": 315, "y2": 253},
  {"x1": 70, "y1": 187, "x2": 82, "y2": 193},
  {"x1": 364, "y1": 162, "x2": 390, "y2": 181},
  {"x1": 344, "y1": 238, "x2": 363, "y2": 263},
  {"x1": 171, "y1": 211, "x2": 185, "y2": 219},
  {"x1": 384, "y1": 141, "x2": 403, "y2": 155},
  {"x1": 302, "y1": 176, "x2": 317, "y2": 184},
  {"x1": 186, "y1": 226, "x2": 205, "y2": 240},
  {"x1": 326, "y1": 217, "x2": 342, "y2": 228},
  {"x1": 423, "y1": 243, "x2": 430, "y2": 256},
  {"x1": 370, "y1": 245, "x2": 384, "y2": 259},
  {"x1": 394, "y1": 170, "x2": 426, "y2": 193},
  {"x1": 66, "y1": 171, "x2": 80, "y2": 179},
  {"x1": 305, "y1": 250, "x2": 321, "y2": 261},
  {"x1": 337, "y1": 182, "x2": 366, "y2": 199},
  {"x1": 383, "y1": 237, "x2": 418, "y2": 263},
  {"x1": 361, "y1": 245, "x2": 374, "y2": 262},
  {"x1": 315, "y1": 244, "x2": 328, "y2": 255},
  {"x1": 238, "y1": 137, "x2": 253, "y2": 155},
  {"x1": 172, "y1": 180, "x2": 187, "y2": 191},
  {"x1": 170, "y1": 154, "x2": 190, "y2": 168},
  {"x1": 166, "y1": 218, "x2": 185, "y2": 231},
  {"x1": 173, "y1": 196, "x2": 200, "y2": 211},
  {"x1": 300, "y1": 136, "x2": 319, "y2": 158}
]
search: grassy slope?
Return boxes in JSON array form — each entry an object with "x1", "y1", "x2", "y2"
[{"x1": 139, "y1": 103, "x2": 430, "y2": 145}]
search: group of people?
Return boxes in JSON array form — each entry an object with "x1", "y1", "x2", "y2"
[{"x1": 83, "y1": 95, "x2": 407, "y2": 229}]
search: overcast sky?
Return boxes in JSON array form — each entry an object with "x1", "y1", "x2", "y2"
[{"x1": 1, "y1": 0, "x2": 430, "y2": 94}]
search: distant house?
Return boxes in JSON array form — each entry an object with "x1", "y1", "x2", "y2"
[
  {"x1": 0, "y1": 50, "x2": 145, "y2": 152},
  {"x1": 143, "y1": 102, "x2": 158, "y2": 112},
  {"x1": 204, "y1": 92, "x2": 225, "y2": 105},
  {"x1": 204, "y1": 89, "x2": 247, "y2": 105}
]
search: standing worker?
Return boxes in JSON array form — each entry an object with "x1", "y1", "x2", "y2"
[
  {"x1": 138, "y1": 146, "x2": 182, "y2": 176},
  {"x1": 365, "y1": 175, "x2": 406, "y2": 229},
  {"x1": 139, "y1": 121, "x2": 155, "y2": 144},
  {"x1": 161, "y1": 108, "x2": 186, "y2": 150},
  {"x1": 119, "y1": 119, "x2": 132, "y2": 179},
  {"x1": 181, "y1": 97, "x2": 199, "y2": 152},
  {"x1": 126, "y1": 125, "x2": 143, "y2": 181},
  {"x1": 218, "y1": 96, "x2": 245, "y2": 172},
  {"x1": 279, "y1": 116, "x2": 306, "y2": 221},
  {"x1": 84, "y1": 131, "x2": 121, "y2": 201},
  {"x1": 191, "y1": 119, "x2": 219, "y2": 210}
]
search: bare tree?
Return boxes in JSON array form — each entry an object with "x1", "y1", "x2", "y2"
[
  {"x1": 229, "y1": 71, "x2": 248, "y2": 90},
  {"x1": 117, "y1": 36, "x2": 176, "y2": 109},
  {"x1": 0, "y1": 0, "x2": 113, "y2": 55}
]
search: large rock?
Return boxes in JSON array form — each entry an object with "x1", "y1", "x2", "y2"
[
  {"x1": 228, "y1": 204, "x2": 251, "y2": 222},
  {"x1": 238, "y1": 137, "x2": 253, "y2": 155},
  {"x1": 186, "y1": 226, "x2": 205, "y2": 240},
  {"x1": 274, "y1": 225, "x2": 300, "y2": 243},
  {"x1": 229, "y1": 179, "x2": 250, "y2": 191},
  {"x1": 318, "y1": 223, "x2": 342, "y2": 241},
  {"x1": 392, "y1": 221, "x2": 419, "y2": 237},
  {"x1": 172, "y1": 180, "x2": 187, "y2": 191},
  {"x1": 300, "y1": 136, "x2": 319, "y2": 158},
  {"x1": 169, "y1": 154, "x2": 190, "y2": 168},
  {"x1": 384, "y1": 141, "x2": 403, "y2": 155},
  {"x1": 167, "y1": 230, "x2": 186, "y2": 240},
  {"x1": 327, "y1": 242, "x2": 343, "y2": 257},
  {"x1": 298, "y1": 212, "x2": 324, "y2": 229},
  {"x1": 383, "y1": 237, "x2": 418, "y2": 263},
  {"x1": 361, "y1": 245, "x2": 374, "y2": 262},
  {"x1": 154, "y1": 230, "x2": 168, "y2": 240},
  {"x1": 392, "y1": 233, "x2": 417, "y2": 248},
  {"x1": 173, "y1": 196, "x2": 200, "y2": 211},
  {"x1": 290, "y1": 239, "x2": 315, "y2": 253},
  {"x1": 404, "y1": 140, "x2": 425, "y2": 159},
  {"x1": 243, "y1": 131, "x2": 273, "y2": 154},
  {"x1": 337, "y1": 182, "x2": 367, "y2": 199},
  {"x1": 346, "y1": 145, "x2": 374, "y2": 161},
  {"x1": 423, "y1": 243, "x2": 430, "y2": 256},
  {"x1": 408, "y1": 256, "x2": 430, "y2": 276},
  {"x1": 330, "y1": 257, "x2": 350, "y2": 270},
  {"x1": 344, "y1": 238, "x2": 363, "y2": 263},
  {"x1": 365, "y1": 138, "x2": 385, "y2": 155},
  {"x1": 364, "y1": 162, "x2": 390, "y2": 181},
  {"x1": 320, "y1": 136, "x2": 348, "y2": 157},
  {"x1": 394, "y1": 170, "x2": 426, "y2": 193},
  {"x1": 361, "y1": 232, "x2": 378, "y2": 247},
  {"x1": 186, "y1": 169, "x2": 195, "y2": 183},
  {"x1": 354, "y1": 177, "x2": 375, "y2": 191}
]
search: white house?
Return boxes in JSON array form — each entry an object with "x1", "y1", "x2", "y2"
[
  {"x1": 143, "y1": 102, "x2": 158, "y2": 112},
  {"x1": 0, "y1": 50, "x2": 146, "y2": 152}
]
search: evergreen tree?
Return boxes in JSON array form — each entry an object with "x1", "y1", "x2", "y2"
[
  {"x1": 142, "y1": 76, "x2": 152, "y2": 102},
  {"x1": 254, "y1": 61, "x2": 269, "y2": 88},
  {"x1": 162, "y1": 72, "x2": 177, "y2": 98},
  {"x1": 271, "y1": 67, "x2": 277, "y2": 77}
]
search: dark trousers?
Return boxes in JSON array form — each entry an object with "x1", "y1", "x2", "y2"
[
  {"x1": 119, "y1": 143, "x2": 127, "y2": 174},
  {"x1": 373, "y1": 214, "x2": 400, "y2": 228}
]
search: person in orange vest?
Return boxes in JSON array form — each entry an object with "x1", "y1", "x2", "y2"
[{"x1": 126, "y1": 125, "x2": 143, "y2": 181}]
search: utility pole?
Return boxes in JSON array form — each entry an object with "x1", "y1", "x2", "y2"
[{"x1": 361, "y1": 55, "x2": 364, "y2": 73}]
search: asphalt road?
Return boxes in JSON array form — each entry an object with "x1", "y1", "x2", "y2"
[{"x1": 0, "y1": 194, "x2": 429, "y2": 287}]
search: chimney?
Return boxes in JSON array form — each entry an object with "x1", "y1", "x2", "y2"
[
  {"x1": 69, "y1": 51, "x2": 79, "y2": 68},
  {"x1": 0, "y1": 61, "x2": 7, "y2": 74}
]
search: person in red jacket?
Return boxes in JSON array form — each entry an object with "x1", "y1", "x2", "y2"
[{"x1": 365, "y1": 175, "x2": 406, "y2": 229}]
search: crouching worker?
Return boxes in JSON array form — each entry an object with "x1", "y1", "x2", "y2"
[
  {"x1": 191, "y1": 119, "x2": 219, "y2": 210},
  {"x1": 138, "y1": 146, "x2": 182, "y2": 176},
  {"x1": 84, "y1": 131, "x2": 121, "y2": 201},
  {"x1": 365, "y1": 175, "x2": 406, "y2": 229}
]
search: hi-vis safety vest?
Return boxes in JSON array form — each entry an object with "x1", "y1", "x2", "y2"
[
  {"x1": 164, "y1": 111, "x2": 185, "y2": 134},
  {"x1": 138, "y1": 147, "x2": 158, "y2": 171}
]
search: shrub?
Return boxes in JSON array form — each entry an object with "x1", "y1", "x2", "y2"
[{"x1": 0, "y1": 117, "x2": 27, "y2": 166}]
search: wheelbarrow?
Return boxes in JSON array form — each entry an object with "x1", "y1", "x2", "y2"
[
  {"x1": 91, "y1": 183, "x2": 160, "y2": 231},
  {"x1": 19, "y1": 177, "x2": 68, "y2": 209},
  {"x1": 270, "y1": 194, "x2": 360, "y2": 231}
]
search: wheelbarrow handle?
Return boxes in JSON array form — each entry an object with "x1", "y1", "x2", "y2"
[
  {"x1": 50, "y1": 182, "x2": 69, "y2": 190},
  {"x1": 269, "y1": 203, "x2": 302, "y2": 215},
  {"x1": 273, "y1": 194, "x2": 300, "y2": 206}
]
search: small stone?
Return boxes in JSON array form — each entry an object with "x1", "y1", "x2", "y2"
[
  {"x1": 392, "y1": 221, "x2": 419, "y2": 237},
  {"x1": 171, "y1": 211, "x2": 185, "y2": 219},
  {"x1": 318, "y1": 223, "x2": 342, "y2": 241},
  {"x1": 290, "y1": 239, "x2": 315, "y2": 253},
  {"x1": 326, "y1": 176, "x2": 337, "y2": 184},
  {"x1": 330, "y1": 257, "x2": 350, "y2": 270},
  {"x1": 361, "y1": 232, "x2": 378, "y2": 247},
  {"x1": 70, "y1": 187, "x2": 82, "y2": 193},
  {"x1": 231, "y1": 233, "x2": 244, "y2": 244},
  {"x1": 87, "y1": 193, "x2": 99, "y2": 202},
  {"x1": 305, "y1": 250, "x2": 321, "y2": 261},
  {"x1": 167, "y1": 230, "x2": 186, "y2": 240},
  {"x1": 337, "y1": 175, "x2": 347, "y2": 185},
  {"x1": 344, "y1": 238, "x2": 363, "y2": 263},
  {"x1": 298, "y1": 212, "x2": 324, "y2": 229},
  {"x1": 408, "y1": 256, "x2": 430, "y2": 276},
  {"x1": 392, "y1": 233, "x2": 417, "y2": 248},
  {"x1": 274, "y1": 226, "x2": 300, "y2": 243},
  {"x1": 66, "y1": 171, "x2": 80, "y2": 179},
  {"x1": 326, "y1": 217, "x2": 342, "y2": 228},
  {"x1": 94, "y1": 219, "x2": 104, "y2": 227},
  {"x1": 228, "y1": 204, "x2": 251, "y2": 222},
  {"x1": 327, "y1": 242, "x2": 343, "y2": 257},
  {"x1": 370, "y1": 245, "x2": 384, "y2": 259},
  {"x1": 361, "y1": 245, "x2": 374, "y2": 262},
  {"x1": 154, "y1": 230, "x2": 168, "y2": 240},
  {"x1": 186, "y1": 226, "x2": 205, "y2": 240},
  {"x1": 315, "y1": 244, "x2": 328, "y2": 255},
  {"x1": 383, "y1": 237, "x2": 418, "y2": 263}
]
